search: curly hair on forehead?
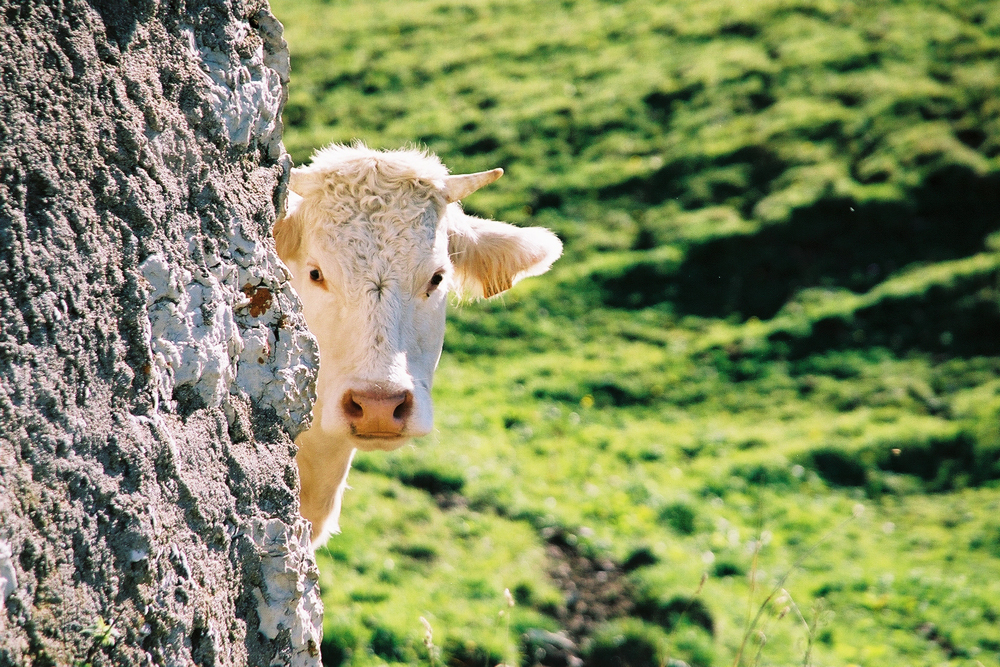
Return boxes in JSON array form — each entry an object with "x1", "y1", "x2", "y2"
[
  {"x1": 276, "y1": 143, "x2": 451, "y2": 260},
  {"x1": 293, "y1": 142, "x2": 450, "y2": 210}
]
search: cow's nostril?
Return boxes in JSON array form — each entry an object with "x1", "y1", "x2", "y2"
[
  {"x1": 342, "y1": 392, "x2": 365, "y2": 419},
  {"x1": 393, "y1": 392, "x2": 414, "y2": 421}
]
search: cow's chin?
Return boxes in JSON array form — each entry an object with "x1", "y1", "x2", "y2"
[{"x1": 352, "y1": 434, "x2": 411, "y2": 452}]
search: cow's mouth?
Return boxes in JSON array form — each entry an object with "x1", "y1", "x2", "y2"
[
  {"x1": 352, "y1": 432, "x2": 409, "y2": 452},
  {"x1": 353, "y1": 432, "x2": 405, "y2": 440}
]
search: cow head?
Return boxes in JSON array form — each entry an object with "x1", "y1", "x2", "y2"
[{"x1": 273, "y1": 144, "x2": 562, "y2": 452}]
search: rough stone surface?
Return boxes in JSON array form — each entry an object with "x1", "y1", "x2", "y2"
[{"x1": 0, "y1": 1, "x2": 322, "y2": 665}]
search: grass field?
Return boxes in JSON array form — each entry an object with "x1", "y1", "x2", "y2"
[{"x1": 269, "y1": 1, "x2": 1000, "y2": 665}]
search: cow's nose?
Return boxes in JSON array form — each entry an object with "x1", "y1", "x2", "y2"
[{"x1": 341, "y1": 389, "x2": 412, "y2": 437}]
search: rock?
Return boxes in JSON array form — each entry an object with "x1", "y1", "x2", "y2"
[
  {"x1": 0, "y1": 1, "x2": 321, "y2": 665},
  {"x1": 522, "y1": 629, "x2": 582, "y2": 667}
]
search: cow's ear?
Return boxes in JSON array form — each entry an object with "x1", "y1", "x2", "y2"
[
  {"x1": 273, "y1": 190, "x2": 304, "y2": 261},
  {"x1": 447, "y1": 210, "x2": 562, "y2": 299},
  {"x1": 288, "y1": 167, "x2": 324, "y2": 198},
  {"x1": 276, "y1": 166, "x2": 327, "y2": 261}
]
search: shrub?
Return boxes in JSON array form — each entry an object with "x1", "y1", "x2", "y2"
[
  {"x1": 712, "y1": 560, "x2": 744, "y2": 578},
  {"x1": 806, "y1": 447, "x2": 869, "y2": 487},
  {"x1": 659, "y1": 502, "x2": 697, "y2": 535},
  {"x1": 621, "y1": 546, "x2": 659, "y2": 572},
  {"x1": 584, "y1": 619, "x2": 667, "y2": 667},
  {"x1": 320, "y1": 624, "x2": 359, "y2": 667},
  {"x1": 443, "y1": 637, "x2": 504, "y2": 667},
  {"x1": 633, "y1": 595, "x2": 715, "y2": 635},
  {"x1": 731, "y1": 462, "x2": 795, "y2": 487},
  {"x1": 370, "y1": 625, "x2": 410, "y2": 662}
]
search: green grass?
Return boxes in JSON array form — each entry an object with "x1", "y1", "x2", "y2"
[{"x1": 271, "y1": 0, "x2": 1000, "y2": 664}]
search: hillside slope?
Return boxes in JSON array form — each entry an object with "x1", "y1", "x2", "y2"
[{"x1": 272, "y1": 1, "x2": 1000, "y2": 665}]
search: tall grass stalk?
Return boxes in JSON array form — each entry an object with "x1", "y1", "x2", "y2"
[
  {"x1": 662, "y1": 571, "x2": 708, "y2": 666},
  {"x1": 780, "y1": 589, "x2": 821, "y2": 667},
  {"x1": 420, "y1": 616, "x2": 437, "y2": 667},
  {"x1": 750, "y1": 630, "x2": 767, "y2": 667},
  {"x1": 498, "y1": 587, "x2": 516, "y2": 667}
]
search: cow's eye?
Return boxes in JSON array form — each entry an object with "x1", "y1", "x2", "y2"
[
  {"x1": 425, "y1": 271, "x2": 445, "y2": 297},
  {"x1": 309, "y1": 268, "x2": 323, "y2": 283}
]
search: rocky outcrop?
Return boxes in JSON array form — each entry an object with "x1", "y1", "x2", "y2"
[{"x1": 0, "y1": 1, "x2": 322, "y2": 665}]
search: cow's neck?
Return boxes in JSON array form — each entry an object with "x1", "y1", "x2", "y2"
[{"x1": 295, "y1": 427, "x2": 356, "y2": 545}]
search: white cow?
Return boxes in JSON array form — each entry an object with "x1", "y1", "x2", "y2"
[{"x1": 273, "y1": 143, "x2": 562, "y2": 545}]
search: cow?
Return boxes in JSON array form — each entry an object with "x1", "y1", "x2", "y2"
[{"x1": 273, "y1": 143, "x2": 562, "y2": 545}]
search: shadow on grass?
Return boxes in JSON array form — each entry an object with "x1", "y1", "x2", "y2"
[
  {"x1": 594, "y1": 166, "x2": 1000, "y2": 320},
  {"x1": 768, "y1": 266, "x2": 1000, "y2": 359},
  {"x1": 801, "y1": 430, "x2": 1000, "y2": 494}
]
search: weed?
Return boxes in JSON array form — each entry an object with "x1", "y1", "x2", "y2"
[
  {"x1": 420, "y1": 616, "x2": 438, "y2": 667},
  {"x1": 498, "y1": 588, "x2": 516, "y2": 667},
  {"x1": 734, "y1": 504, "x2": 865, "y2": 667},
  {"x1": 76, "y1": 615, "x2": 122, "y2": 667}
]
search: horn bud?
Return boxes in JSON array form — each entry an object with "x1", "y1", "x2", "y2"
[{"x1": 443, "y1": 168, "x2": 503, "y2": 202}]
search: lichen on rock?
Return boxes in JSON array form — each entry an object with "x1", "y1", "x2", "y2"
[{"x1": 249, "y1": 518, "x2": 323, "y2": 664}]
